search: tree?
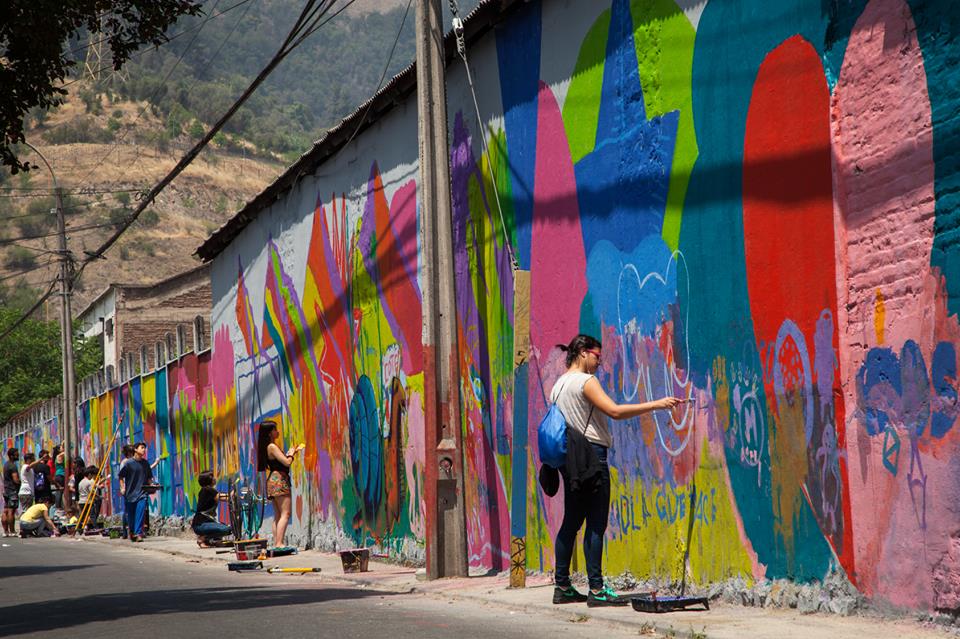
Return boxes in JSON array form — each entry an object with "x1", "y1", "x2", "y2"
[
  {"x1": 0, "y1": 0, "x2": 202, "y2": 173},
  {"x1": 0, "y1": 286, "x2": 103, "y2": 424}
]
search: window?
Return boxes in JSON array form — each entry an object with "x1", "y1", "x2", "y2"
[
  {"x1": 127, "y1": 352, "x2": 136, "y2": 378},
  {"x1": 166, "y1": 332, "x2": 177, "y2": 361},
  {"x1": 176, "y1": 324, "x2": 188, "y2": 356},
  {"x1": 140, "y1": 345, "x2": 150, "y2": 373},
  {"x1": 105, "y1": 365, "x2": 115, "y2": 388},
  {"x1": 119, "y1": 357, "x2": 127, "y2": 382},
  {"x1": 193, "y1": 316, "x2": 205, "y2": 352},
  {"x1": 155, "y1": 341, "x2": 166, "y2": 367}
]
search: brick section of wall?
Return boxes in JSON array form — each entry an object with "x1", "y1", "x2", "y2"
[{"x1": 115, "y1": 275, "x2": 212, "y2": 374}]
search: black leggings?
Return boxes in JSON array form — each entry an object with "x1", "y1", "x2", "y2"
[{"x1": 554, "y1": 444, "x2": 610, "y2": 591}]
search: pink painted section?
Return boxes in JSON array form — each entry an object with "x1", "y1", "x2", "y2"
[
  {"x1": 831, "y1": 0, "x2": 937, "y2": 606},
  {"x1": 528, "y1": 81, "x2": 589, "y2": 538},
  {"x1": 211, "y1": 325, "x2": 235, "y2": 403}
]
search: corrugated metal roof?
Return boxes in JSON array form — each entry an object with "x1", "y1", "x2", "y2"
[{"x1": 196, "y1": 0, "x2": 522, "y2": 262}]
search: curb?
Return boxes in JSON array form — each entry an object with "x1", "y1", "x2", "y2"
[{"x1": 79, "y1": 535, "x2": 709, "y2": 638}]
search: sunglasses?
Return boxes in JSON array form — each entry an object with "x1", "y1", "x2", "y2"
[{"x1": 583, "y1": 349, "x2": 602, "y2": 361}]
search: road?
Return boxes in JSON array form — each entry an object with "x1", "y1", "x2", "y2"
[{"x1": 0, "y1": 538, "x2": 645, "y2": 639}]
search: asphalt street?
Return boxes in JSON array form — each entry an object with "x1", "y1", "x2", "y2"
[{"x1": 0, "y1": 538, "x2": 646, "y2": 639}]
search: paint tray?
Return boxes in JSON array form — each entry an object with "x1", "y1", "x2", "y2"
[
  {"x1": 227, "y1": 560, "x2": 263, "y2": 572},
  {"x1": 631, "y1": 593, "x2": 709, "y2": 613},
  {"x1": 267, "y1": 546, "x2": 298, "y2": 557}
]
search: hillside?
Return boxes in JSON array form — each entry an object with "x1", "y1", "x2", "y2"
[
  {"x1": 0, "y1": 90, "x2": 285, "y2": 312},
  {"x1": 0, "y1": 0, "x2": 480, "y2": 312}
]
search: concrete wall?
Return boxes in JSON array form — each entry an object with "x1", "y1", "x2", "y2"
[{"x1": 48, "y1": 0, "x2": 960, "y2": 612}]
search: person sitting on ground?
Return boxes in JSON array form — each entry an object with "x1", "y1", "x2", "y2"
[
  {"x1": 3, "y1": 448, "x2": 20, "y2": 537},
  {"x1": 191, "y1": 470, "x2": 232, "y2": 547},
  {"x1": 19, "y1": 497, "x2": 58, "y2": 537}
]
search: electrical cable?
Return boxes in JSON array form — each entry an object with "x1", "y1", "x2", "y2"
[
  {"x1": 325, "y1": 0, "x2": 410, "y2": 157},
  {"x1": 73, "y1": 0, "x2": 227, "y2": 189},
  {"x1": 95, "y1": 0, "x2": 262, "y2": 192},
  {"x1": 61, "y1": 0, "x2": 255, "y2": 85},
  {"x1": 448, "y1": 0, "x2": 519, "y2": 272},
  {"x1": 0, "y1": 221, "x2": 122, "y2": 246},
  {"x1": 0, "y1": 261, "x2": 58, "y2": 283},
  {"x1": 0, "y1": 281, "x2": 57, "y2": 342},
  {"x1": 71, "y1": 0, "x2": 346, "y2": 286},
  {"x1": 1, "y1": 0, "x2": 350, "y2": 345}
]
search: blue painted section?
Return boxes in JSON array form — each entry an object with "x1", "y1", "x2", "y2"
[
  {"x1": 349, "y1": 374, "x2": 383, "y2": 526},
  {"x1": 574, "y1": 0, "x2": 678, "y2": 257},
  {"x1": 683, "y1": 0, "x2": 842, "y2": 580},
  {"x1": 495, "y1": 0, "x2": 541, "y2": 268},
  {"x1": 931, "y1": 342, "x2": 957, "y2": 438},
  {"x1": 155, "y1": 368, "x2": 175, "y2": 517},
  {"x1": 511, "y1": 362, "x2": 529, "y2": 538},
  {"x1": 910, "y1": 0, "x2": 960, "y2": 317}
]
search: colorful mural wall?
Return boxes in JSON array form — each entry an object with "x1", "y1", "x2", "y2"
[
  {"x1": 205, "y1": 0, "x2": 960, "y2": 611},
  {"x1": 2, "y1": 0, "x2": 952, "y2": 613}
]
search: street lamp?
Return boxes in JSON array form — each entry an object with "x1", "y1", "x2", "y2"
[{"x1": 21, "y1": 141, "x2": 76, "y2": 510}]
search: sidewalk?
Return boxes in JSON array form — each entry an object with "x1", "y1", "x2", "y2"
[{"x1": 79, "y1": 534, "x2": 952, "y2": 639}]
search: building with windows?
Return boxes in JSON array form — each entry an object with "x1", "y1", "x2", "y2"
[{"x1": 76, "y1": 264, "x2": 211, "y2": 387}]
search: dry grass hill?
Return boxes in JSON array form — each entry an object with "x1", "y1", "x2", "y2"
[{"x1": 0, "y1": 87, "x2": 286, "y2": 312}]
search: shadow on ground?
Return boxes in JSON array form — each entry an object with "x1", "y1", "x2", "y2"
[
  {"x1": 0, "y1": 564, "x2": 104, "y2": 578},
  {"x1": 0, "y1": 585, "x2": 398, "y2": 634}
]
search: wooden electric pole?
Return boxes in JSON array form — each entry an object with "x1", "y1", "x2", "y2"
[
  {"x1": 25, "y1": 141, "x2": 76, "y2": 509},
  {"x1": 416, "y1": 0, "x2": 468, "y2": 579},
  {"x1": 55, "y1": 185, "x2": 78, "y2": 511}
]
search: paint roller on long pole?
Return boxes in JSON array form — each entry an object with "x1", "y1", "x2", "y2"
[{"x1": 74, "y1": 407, "x2": 128, "y2": 535}]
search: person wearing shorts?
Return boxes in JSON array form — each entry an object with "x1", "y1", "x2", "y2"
[
  {"x1": 3, "y1": 448, "x2": 20, "y2": 536},
  {"x1": 256, "y1": 421, "x2": 303, "y2": 547}
]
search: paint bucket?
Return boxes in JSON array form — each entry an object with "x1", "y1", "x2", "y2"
[
  {"x1": 339, "y1": 548, "x2": 370, "y2": 573},
  {"x1": 234, "y1": 538, "x2": 268, "y2": 560}
]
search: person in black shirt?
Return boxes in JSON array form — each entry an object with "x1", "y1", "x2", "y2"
[
  {"x1": 3, "y1": 448, "x2": 20, "y2": 537},
  {"x1": 33, "y1": 450, "x2": 53, "y2": 505},
  {"x1": 118, "y1": 442, "x2": 153, "y2": 542},
  {"x1": 192, "y1": 470, "x2": 231, "y2": 547}
]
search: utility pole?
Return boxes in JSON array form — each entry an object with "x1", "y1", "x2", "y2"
[
  {"x1": 416, "y1": 0, "x2": 468, "y2": 579},
  {"x1": 55, "y1": 185, "x2": 78, "y2": 511},
  {"x1": 24, "y1": 142, "x2": 75, "y2": 509}
]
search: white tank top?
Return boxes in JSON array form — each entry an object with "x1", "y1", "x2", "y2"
[{"x1": 549, "y1": 371, "x2": 612, "y2": 448}]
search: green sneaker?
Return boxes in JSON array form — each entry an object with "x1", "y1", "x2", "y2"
[
  {"x1": 553, "y1": 585, "x2": 588, "y2": 604},
  {"x1": 587, "y1": 586, "x2": 630, "y2": 607}
]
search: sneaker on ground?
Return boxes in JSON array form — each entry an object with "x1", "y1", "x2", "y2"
[
  {"x1": 587, "y1": 587, "x2": 630, "y2": 607},
  {"x1": 552, "y1": 585, "x2": 588, "y2": 604}
]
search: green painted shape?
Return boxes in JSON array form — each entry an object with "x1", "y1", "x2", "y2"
[
  {"x1": 563, "y1": 1, "x2": 697, "y2": 249},
  {"x1": 629, "y1": 0, "x2": 698, "y2": 250},
  {"x1": 562, "y1": 10, "x2": 612, "y2": 164}
]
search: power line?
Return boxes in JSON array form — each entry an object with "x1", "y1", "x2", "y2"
[
  {"x1": 72, "y1": 0, "x2": 346, "y2": 281},
  {"x1": 0, "y1": 221, "x2": 122, "y2": 246},
  {"x1": 0, "y1": 188, "x2": 141, "y2": 199},
  {"x1": 61, "y1": 0, "x2": 255, "y2": 84},
  {"x1": 318, "y1": 0, "x2": 409, "y2": 167},
  {"x1": 0, "y1": 281, "x2": 58, "y2": 342},
  {"x1": 0, "y1": 260, "x2": 58, "y2": 284},
  {"x1": 73, "y1": 0, "x2": 227, "y2": 189},
  {"x1": 96, "y1": 0, "x2": 261, "y2": 192},
  {"x1": 2, "y1": 0, "x2": 352, "y2": 345}
]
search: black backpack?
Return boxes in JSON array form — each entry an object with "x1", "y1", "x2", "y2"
[{"x1": 34, "y1": 468, "x2": 47, "y2": 492}]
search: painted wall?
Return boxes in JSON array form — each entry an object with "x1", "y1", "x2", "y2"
[{"x1": 24, "y1": 0, "x2": 956, "y2": 611}]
